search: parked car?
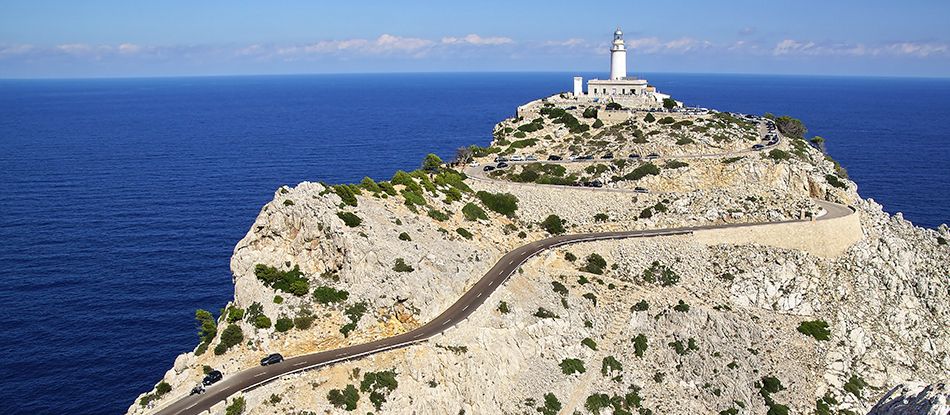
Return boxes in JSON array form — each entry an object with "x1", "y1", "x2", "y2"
[
  {"x1": 494, "y1": 156, "x2": 508, "y2": 162},
  {"x1": 260, "y1": 353, "x2": 284, "y2": 366},
  {"x1": 483, "y1": 165, "x2": 495, "y2": 172},
  {"x1": 628, "y1": 153, "x2": 641, "y2": 159},
  {"x1": 645, "y1": 153, "x2": 660, "y2": 160},
  {"x1": 568, "y1": 155, "x2": 579, "y2": 161},
  {"x1": 496, "y1": 162, "x2": 509, "y2": 168},
  {"x1": 190, "y1": 385, "x2": 206, "y2": 396},
  {"x1": 589, "y1": 180, "x2": 603, "y2": 188},
  {"x1": 202, "y1": 370, "x2": 223, "y2": 386},
  {"x1": 634, "y1": 187, "x2": 649, "y2": 193},
  {"x1": 468, "y1": 161, "x2": 478, "y2": 167},
  {"x1": 602, "y1": 153, "x2": 614, "y2": 159},
  {"x1": 579, "y1": 155, "x2": 594, "y2": 160},
  {"x1": 510, "y1": 155, "x2": 525, "y2": 162},
  {"x1": 752, "y1": 144, "x2": 765, "y2": 151},
  {"x1": 547, "y1": 155, "x2": 563, "y2": 161}
]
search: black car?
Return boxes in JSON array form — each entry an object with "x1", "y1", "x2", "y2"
[
  {"x1": 634, "y1": 187, "x2": 649, "y2": 193},
  {"x1": 547, "y1": 155, "x2": 563, "y2": 161},
  {"x1": 190, "y1": 385, "x2": 206, "y2": 396},
  {"x1": 645, "y1": 153, "x2": 660, "y2": 160},
  {"x1": 752, "y1": 144, "x2": 765, "y2": 151},
  {"x1": 483, "y1": 165, "x2": 495, "y2": 172},
  {"x1": 261, "y1": 353, "x2": 284, "y2": 366},
  {"x1": 202, "y1": 370, "x2": 222, "y2": 386},
  {"x1": 628, "y1": 153, "x2": 641, "y2": 159},
  {"x1": 602, "y1": 153, "x2": 614, "y2": 159},
  {"x1": 589, "y1": 180, "x2": 603, "y2": 188},
  {"x1": 496, "y1": 162, "x2": 509, "y2": 168},
  {"x1": 579, "y1": 155, "x2": 594, "y2": 160}
]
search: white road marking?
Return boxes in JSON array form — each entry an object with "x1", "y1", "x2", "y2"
[
  {"x1": 254, "y1": 372, "x2": 266, "y2": 378},
  {"x1": 476, "y1": 291, "x2": 483, "y2": 298},
  {"x1": 413, "y1": 333, "x2": 424, "y2": 339},
  {"x1": 441, "y1": 318, "x2": 452, "y2": 326},
  {"x1": 294, "y1": 361, "x2": 307, "y2": 367},
  {"x1": 462, "y1": 304, "x2": 469, "y2": 311},
  {"x1": 508, "y1": 259, "x2": 514, "y2": 265}
]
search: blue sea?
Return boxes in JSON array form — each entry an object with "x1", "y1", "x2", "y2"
[{"x1": 0, "y1": 73, "x2": 947, "y2": 414}]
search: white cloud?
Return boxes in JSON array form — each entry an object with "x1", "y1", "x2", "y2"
[
  {"x1": 773, "y1": 39, "x2": 948, "y2": 57},
  {"x1": 441, "y1": 34, "x2": 513, "y2": 46}
]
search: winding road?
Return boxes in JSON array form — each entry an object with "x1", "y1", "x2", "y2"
[{"x1": 152, "y1": 120, "x2": 849, "y2": 415}]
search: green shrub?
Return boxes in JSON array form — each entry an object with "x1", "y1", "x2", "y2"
[
  {"x1": 156, "y1": 381, "x2": 171, "y2": 396},
  {"x1": 552, "y1": 281, "x2": 568, "y2": 296},
  {"x1": 225, "y1": 396, "x2": 245, "y2": 415},
  {"x1": 398, "y1": 232, "x2": 411, "y2": 241},
  {"x1": 826, "y1": 174, "x2": 847, "y2": 189},
  {"x1": 538, "y1": 393, "x2": 562, "y2": 415},
  {"x1": 663, "y1": 97, "x2": 677, "y2": 109},
  {"x1": 378, "y1": 181, "x2": 397, "y2": 196},
  {"x1": 509, "y1": 138, "x2": 539, "y2": 149},
  {"x1": 541, "y1": 214, "x2": 566, "y2": 235},
  {"x1": 639, "y1": 208, "x2": 653, "y2": 219},
  {"x1": 254, "y1": 315, "x2": 272, "y2": 329},
  {"x1": 722, "y1": 156, "x2": 744, "y2": 164},
  {"x1": 601, "y1": 355, "x2": 622, "y2": 376},
  {"x1": 665, "y1": 160, "x2": 689, "y2": 169},
  {"x1": 400, "y1": 189, "x2": 426, "y2": 207},
  {"x1": 497, "y1": 301, "x2": 510, "y2": 314},
  {"x1": 658, "y1": 116, "x2": 675, "y2": 125},
  {"x1": 215, "y1": 324, "x2": 244, "y2": 355},
  {"x1": 624, "y1": 163, "x2": 660, "y2": 180},
  {"x1": 581, "y1": 253, "x2": 607, "y2": 274},
  {"x1": 340, "y1": 302, "x2": 368, "y2": 337},
  {"x1": 767, "y1": 149, "x2": 791, "y2": 161},
  {"x1": 360, "y1": 176, "x2": 381, "y2": 193},
  {"x1": 606, "y1": 102, "x2": 622, "y2": 110},
  {"x1": 195, "y1": 309, "x2": 217, "y2": 350},
  {"x1": 644, "y1": 113, "x2": 656, "y2": 123},
  {"x1": 583, "y1": 107, "x2": 598, "y2": 118},
  {"x1": 254, "y1": 264, "x2": 310, "y2": 296},
  {"x1": 583, "y1": 292, "x2": 597, "y2": 306},
  {"x1": 337, "y1": 211, "x2": 362, "y2": 227},
  {"x1": 844, "y1": 375, "x2": 867, "y2": 397},
  {"x1": 559, "y1": 358, "x2": 586, "y2": 375},
  {"x1": 673, "y1": 300, "x2": 690, "y2": 312},
  {"x1": 456, "y1": 227, "x2": 473, "y2": 239},
  {"x1": 421, "y1": 153, "x2": 444, "y2": 172},
  {"x1": 797, "y1": 320, "x2": 831, "y2": 341},
  {"x1": 283, "y1": 199, "x2": 294, "y2": 206},
  {"x1": 581, "y1": 337, "x2": 598, "y2": 350},
  {"x1": 592, "y1": 119, "x2": 604, "y2": 128},
  {"x1": 226, "y1": 307, "x2": 244, "y2": 323},
  {"x1": 332, "y1": 185, "x2": 359, "y2": 207},
  {"x1": 774, "y1": 115, "x2": 807, "y2": 138},
  {"x1": 475, "y1": 191, "x2": 518, "y2": 217},
  {"x1": 293, "y1": 314, "x2": 314, "y2": 330},
  {"x1": 632, "y1": 300, "x2": 649, "y2": 312},
  {"x1": 461, "y1": 202, "x2": 488, "y2": 221},
  {"x1": 564, "y1": 252, "x2": 577, "y2": 262},
  {"x1": 633, "y1": 334, "x2": 648, "y2": 357},
  {"x1": 273, "y1": 295, "x2": 283, "y2": 304},
  {"x1": 534, "y1": 307, "x2": 559, "y2": 319},
  {"x1": 641, "y1": 261, "x2": 680, "y2": 286},
  {"x1": 675, "y1": 137, "x2": 694, "y2": 145},
  {"x1": 393, "y1": 258, "x2": 414, "y2": 273},
  {"x1": 593, "y1": 213, "x2": 608, "y2": 222},
  {"x1": 327, "y1": 384, "x2": 360, "y2": 411},
  {"x1": 275, "y1": 317, "x2": 293, "y2": 332},
  {"x1": 513, "y1": 131, "x2": 527, "y2": 138},
  {"x1": 427, "y1": 209, "x2": 450, "y2": 221}
]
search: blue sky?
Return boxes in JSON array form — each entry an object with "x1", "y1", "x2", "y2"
[{"x1": 2, "y1": 0, "x2": 949, "y2": 78}]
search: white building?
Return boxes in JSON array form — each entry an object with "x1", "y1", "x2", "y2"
[{"x1": 572, "y1": 28, "x2": 671, "y2": 107}]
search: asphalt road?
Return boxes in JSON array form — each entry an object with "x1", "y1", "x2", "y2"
[{"x1": 154, "y1": 196, "x2": 851, "y2": 415}]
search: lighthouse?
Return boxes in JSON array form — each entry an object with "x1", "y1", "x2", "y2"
[{"x1": 609, "y1": 27, "x2": 627, "y2": 80}]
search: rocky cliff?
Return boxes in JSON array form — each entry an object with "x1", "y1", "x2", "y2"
[{"x1": 129, "y1": 98, "x2": 949, "y2": 415}]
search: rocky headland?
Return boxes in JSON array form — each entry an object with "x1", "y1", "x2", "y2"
[{"x1": 129, "y1": 95, "x2": 949, "y2": 415}]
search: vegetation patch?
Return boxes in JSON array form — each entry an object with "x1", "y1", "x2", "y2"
[
  {"x1": 633, "y1": 334, "x2": 648, "y2": 357},
  {"x1": 767, "y1": 149, "x2": 791, "y2": 161},
  {"x1": 427, "y1": 209, "x2": 450, "y2": 221},
  {"x1": 624, "y1": 163, "x2": 660, "y2": 181},
  {"x1": 826, "y1": 174, "x2": 848, "y2": 189},
  {"x1": 534, "y1": 307, "x2": 559, "y2": 319},
  {"x1": 844, "y1": 375, "x2": 867, "y2": 398},
  {"x1": 601, "y1": 355, "x2": 622, "y2": 376},
  {"x1": 722, "y1": 156, "x2": 744, "y2": 164},
  {"x1": 462, "y1": 202, "x2": 488, "y2": 221},
  {"x1": 797, "y1": 320, "x2": 831, "y2": 341},
  {"x1": 664, "y1": 160, "x2": 689, "y2": 169},
  {"x1": 214, "y1": 323, "x2": 244, "y2": 355},
  {"x1": 581, "y1": 337, "x2": 598, "y2": 350},
  {"x1": 313, "y1": 285, "x2": 349, "y2": 304},
  {"x1": 581, "y1": 253, "x2": 607, "y2": 274},
  {"x1": 475, "y1": 191, "x2": 519, "y2": 217},
  {"x1": 392, "y1": 258, "x2": 414, "y2": 273},
  {"x1": 340, "y1": 301, "x2": 368, "y2": 337},
  {"x1": 327, "y1": 384, "x2": 360, "y2": 411},
  {"x1": 360, "y1": 369, "x2": 399, "y2": 410},
  {"x1": 255, "y1": 264, "x2": 309, "y2": 296},
  {"x1": 541, "y1": 214, "x2": 566, "y2": 235},
  {"x1": 455, "y1": 227, "x2": 473, "y2": 239},
  {"x1": 640, "y1": 261, "x2": 680, "y2": 286},
  {"x1": 337, "y1": 211, "x2": 362, "y2": 227},
  {"x1": 559, "y1": 358, "x2": 586, "y2": 375}
]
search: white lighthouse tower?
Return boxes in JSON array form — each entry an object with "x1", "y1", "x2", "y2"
[{"x1": 609, "y1": 27, "x2": 627, "y2": 80}]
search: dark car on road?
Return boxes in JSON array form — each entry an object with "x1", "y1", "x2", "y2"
[
  {"x1": 752, "y1": 144, "x2": 765, "y2": 151},
  {"x1": 602, "y1": 153, "x2": 614, "y2": 159},
  {"x1": 547, "y1": 155, "x2": 563, "y2": 161},
  {"x1": 483, "y1": 165, "x2": 495, "y2": 172},
  {"x1": 579, "y1": 155, "x2": 594, "y2": 160},
  {"x1": 634, "y1": 187, "x2": 649, "y2": 193},
  {"x1": 645, "y1": 153, "x2": 660, "y2": 160},
  {"x1": 628, "y1": 153, "x2": 641, "y2": 159},
  {"x1": 190, "y1": 385, "x2": 206, "y2": 396},
  {"x1": 496, "y1": 162, "x2": 509, "y2": 168},
  {"x1": 260, "y1": 353, "x2": 284, "y2": 366},
  {"x1": 202, "y1": 370, "x2": 222, "y2": 386}
]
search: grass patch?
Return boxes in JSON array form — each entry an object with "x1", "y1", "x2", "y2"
[
  {"x1": 255, "y1": 264, "x2": 309, "y2": 296},
  {"x1": 392, "y1": 258, "x2": 414, "y2": 273},
  {"x1": 797, "y1": 320, "x2": 831, "y2": 341},
  {"x1": 337, "y1": 211, "x2": 362, "y2": 227},
  {"x1": 560, "y1": 358, "x2": 586, "y2": 375},
  {"x1": 475, "y1": 191, "x2": 519, "y2": 217}
]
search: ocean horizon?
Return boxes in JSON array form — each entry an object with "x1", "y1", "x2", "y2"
[{"x1": 1, "y1": 72, "x2": 948, "y2": 414}]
